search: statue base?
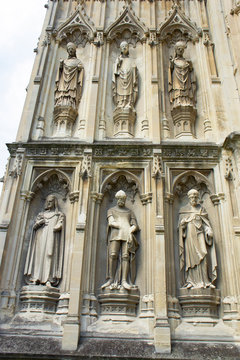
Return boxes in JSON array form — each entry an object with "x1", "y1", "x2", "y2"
[
  {"x1": 113, "y1": 107, "x2": 136, "y2": 138},
  {"x1": 20, "y1": 285, "x2": 60, "y2": 314},
  {"x1": 178, "y1": 288, "x2": 220, "y2": 325},
  {"x1": 171, "y1": 105, "x2": 196, "y2": 139},
  {"x1": 98, "y1": 287, "x2": 140, "y2": 321},
  {"x1": 53, "y1": 105, "x2": 78, "y2": 137}
]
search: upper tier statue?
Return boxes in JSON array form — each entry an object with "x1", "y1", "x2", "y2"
[
  {"x1": 55, "y1": 42, "x2": 84, "y2": 110},
  {"x1": 168, "y1": 41, "x2": 196, "y2": 109},
  {"x1": 178, "y1": 189, "x2": 217, "y2": 289},
  {"x1": 112, "y1": 41, "x2": 138, "y2": 110},
  {"x1": 24, "y1": 194, "x2": 65, "y2": 287},
  {"x1": 102, "y1": 190, "x2": 139, "y2": 291}
]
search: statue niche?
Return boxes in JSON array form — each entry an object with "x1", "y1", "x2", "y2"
[
  {"x1": 178, "y1": 189, "x2": 217, "y2": 290},
  {"x1": 112, "y1": 41, "x2": 138, "y2": 138},
  {"x1": 53, "y1": 42, "x2": 84, "y2": 137},
  {"x1": 98, "y1": 190, "x2": 140, "y2": 320},
  {"x1": 101, "y1": 190, "x2": 139, "y2": 291},
  {"x1": 168, "y1": 41, "x2": 197, "y2": 139},
  {"x1": 21, "y1": 194, "x2": 65, "y2": 314},
  {"x1": 177, "y1": 188, "x2": 220, "y2": 322}
]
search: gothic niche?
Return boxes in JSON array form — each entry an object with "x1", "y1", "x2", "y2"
[
  {"x1": 20, "y1": 171, "x2": 70, "y2": 315},
  {"x1": 168, "y1": 41, "x2": 197, "y2": 139},
  {"x1": 173, "y1": 173, "x2": 220, "y2": 323},
  {"x1": 112, "y1": 41, "x2": 138, "y2": 138},
  {"x1": 97, "y1": 173, "x2": 141, "y2": 320},
  {"x1": 53, "y1": 42, "x2": 84, "y2": 137}
]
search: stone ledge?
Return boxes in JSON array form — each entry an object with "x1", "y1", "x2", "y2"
[{"x1": 0, "y1": 335, "x2": 239, "y2": 359}]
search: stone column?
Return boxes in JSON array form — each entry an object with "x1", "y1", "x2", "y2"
[
  {"x1": 62, "y1": 150, "x2": 92, "y2": 350},
  {"x1": 151, "y1": 152, "x2": 171, "y2": 353}
]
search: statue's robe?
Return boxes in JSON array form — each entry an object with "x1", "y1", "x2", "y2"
[
  {"x1": 168, "y1": 57, "x2": 196, "y2": 108},
  {"x1": 112, "y1": 56, "x2": 138, "y2": 109},
  {"x1": 24, "y1": 210, "x2": 65, "y2": 286},
  {"x1": 178, "y1": 203, "x2": 217, "y2": 288},
  {"x1": 55, "y1": 57, "x2": 83, "y2": 109}
]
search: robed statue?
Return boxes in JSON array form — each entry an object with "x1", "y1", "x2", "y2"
[
  {"x1": 178, "y1": 189, "x2": 217, "y2": 289},
  {"x1": 55, "y1": 42, "x2": 84, "y2": 110},
  {"x1": 24, "y1": 195, "x2": 65, "y2": 287},
  {"x1": 168, "y1": 41, "x2": 196, "y2": 110},
  {"x1": 102, "y1": 190, "x2": 139, "y2": 291},
  {"x1": 112, "y1": 41, "x2": 138, "y2": 110}
]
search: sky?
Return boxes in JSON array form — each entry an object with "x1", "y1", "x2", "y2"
[{"x1": 0, "y1": 0, "x2": 46, "y2": 189}]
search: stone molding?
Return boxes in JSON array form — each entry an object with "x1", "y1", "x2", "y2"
[{"x1": 7, "y1": 143, "x2": 220, "y2": 161}]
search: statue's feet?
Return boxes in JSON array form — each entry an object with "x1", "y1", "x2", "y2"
[
  {"x1": 101, "y1": 278, "x2": 113, "y2": 290},
  {"x1": 207, "y1": 283, "x2": 216, "y2": 289},
  {"x1": 46, "y1": 281, "x2": 51, "y2": 287},
  {"x1": 184, "y1": 282, "x2": 193, "y2": 289},
  {"x1": 122, "y1": 281, "x2": 132, "y2": 290}
]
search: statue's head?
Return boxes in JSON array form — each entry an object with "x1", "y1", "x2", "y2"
[
  {"x1": 174, "y1": 40, "x2": 186, "y2": 57},
  {"x1": 120, "y1": 41, "x2": 129, "y2": 56},
  {"x1": 67, "y1": 42, "x2": 77, "y2": 57},
  {"x1": 45, "y1": 194, "x2": 58, "y2": 211},
  {"x1": 187, "y1": 189, "x2": 199, "y2": 207},
  {"x1": 115, "y1": 190, "x2": 127, "y2": 207}
]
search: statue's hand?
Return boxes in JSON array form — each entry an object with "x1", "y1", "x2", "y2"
[
  {"x1": 206, "y1": 228, "x2": 213, "y2": 238},
  {"x1": 53, "y1": 225, "x2": 62, "y2": 232}
]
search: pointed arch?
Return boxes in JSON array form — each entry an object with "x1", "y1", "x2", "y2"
[
  {"x1": 55, "y1": 6, "x2": 96, "y2": 47},
  {"x1": 158, "y1": 6, "x2": 201, "y2": 45},
  {"x1": 100, "y1": 170, "x2": 143, "y2": 203},
  {"x1": 172, "y1": 170, "x2": 214, "y2": 198},
  {"x1": 31, "y1": 169, "x2": 71, "y2": 201},
  {"x1": 105, "y1": 6, "x2": 149, "y2": 46}
]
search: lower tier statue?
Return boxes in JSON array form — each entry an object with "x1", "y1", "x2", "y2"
[
  {"x1": 178, "y1": 189, "x2": 217, "y2": 289},
  {"x1": 102, "y1": 190, "x2": 139, "y2": 291},
  {"x1": 24, "y1": 194, "x2": 65, "y2": 287}
]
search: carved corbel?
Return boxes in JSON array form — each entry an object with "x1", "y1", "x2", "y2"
[
  {"x1": 90, "y1": 192, "x2": 103, "y2": 204},
  {"x1": 93, "y1": 31, "x2": 104, "y2": 47},
  {"x1": 210, "y1": 193, "x2": 225, "y2": 206},
  {"x1": 69, "y1": 191, "x2": 80, "y2": 203},
  {"x1": 20, "y1": 191, "x2": 35, "y2": 202},
  {"x1": 140, "y1": 193, "x2": 153, "y2": 205}
]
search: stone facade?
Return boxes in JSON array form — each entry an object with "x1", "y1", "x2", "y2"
[{"x1": 0, "y1": 0, "x2": 240, "y2": 358}]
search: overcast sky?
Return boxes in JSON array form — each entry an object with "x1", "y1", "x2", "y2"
[{"x1": 0, "y1": 0, "x2": 46, "y2": 188}]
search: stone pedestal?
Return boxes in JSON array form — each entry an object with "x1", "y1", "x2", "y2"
[
  {"x1": 113, "y1": 108, "x2": 136, "y2": 138},
  {"x1": 20, "y1": 285, "x2": 60, "y2": 314},
  {"x1": 53, "y1": 105, "x2": 78, "y2": 137},
  {"x1": 178, "y1": 288, "x2": 220, "y2": 325},
  {"x1": 171, "y1": 105, "x2": 196, "y2": 139},
  {"x1": 98, "y1": 287, "x2": 140, "y2": 321}
]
